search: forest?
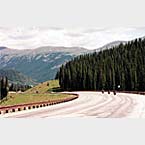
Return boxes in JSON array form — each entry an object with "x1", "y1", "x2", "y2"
[{"x1": 56, "y1": 38, "x2": 145, "y2": 91}]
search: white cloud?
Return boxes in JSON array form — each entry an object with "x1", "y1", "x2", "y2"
[{"x1": 0, "y1": 27, "x2": 145, "y2": 50}]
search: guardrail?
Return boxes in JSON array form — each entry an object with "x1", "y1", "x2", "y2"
[
  {"x1": 117, "y1": 91, "x2": 145, "y2": 95},
  {"x1": 98, "y1": 90, "x2": 145, "y2": 95},
  {"x1": 0, "y1": 94, "x2": 78, "y2": 115}
]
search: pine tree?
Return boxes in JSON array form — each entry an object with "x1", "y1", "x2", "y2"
[{"x1": 56, "y1": 38, "x2": 145, "y2": 91}]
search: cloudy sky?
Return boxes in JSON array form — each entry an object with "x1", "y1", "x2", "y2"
[{"x1": 0, "y1": 27, "x2": 145, "y2": 50}]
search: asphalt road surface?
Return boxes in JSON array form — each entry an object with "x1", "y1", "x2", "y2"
[{"x1": 1, "y1": 92, "x2": 145, "y2": 118}]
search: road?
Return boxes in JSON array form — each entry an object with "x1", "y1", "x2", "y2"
[{"x1": 1, "y1": 92, "x2": 145, "y2": 118}]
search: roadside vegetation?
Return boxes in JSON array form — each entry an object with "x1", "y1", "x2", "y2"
[
  {"x1": 0, "y1": 80, "x2": 73, "y2": 106},
  {"x1": 26, "y1": 80, "x2": 61, "y2": 93}
]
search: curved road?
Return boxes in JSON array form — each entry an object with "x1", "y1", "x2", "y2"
[{"x1": 1, "y1": 92, "x2": 145, "y2": 118}]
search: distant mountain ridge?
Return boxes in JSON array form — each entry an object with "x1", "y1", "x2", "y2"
[
  {"x1": 0, "y1": 38, "x2": 141, "y2": 83},
  {"x1": 0, "y1": 69, "x2": 36, "y2": 85},
  {"x1": 0, "y1": 47, "x2": 7, "y2": 50},
  {"x1": 0, "y1": 46, "x2": 90, "y2": 82},
  {"x1": 96, "y1": 41, "x2": 127, "y2": 52}
]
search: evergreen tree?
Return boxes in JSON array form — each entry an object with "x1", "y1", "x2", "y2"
[
  {"x1": 0, "y1": 76, "x2": 9, "y2": 100},
  {"x1": 56, "y1": 38, "x2": 145, "y2": 91}
]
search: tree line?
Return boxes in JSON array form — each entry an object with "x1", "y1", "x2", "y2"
[
  {"x1": 0, "y1": 76, "x2": 32, "y2": 100},
  {"x1": 56, "y1": 38, "x2": 145, "y2": 91},
  {"x1": 0, "y1": 76, "x2": 9, "y2": 100}
]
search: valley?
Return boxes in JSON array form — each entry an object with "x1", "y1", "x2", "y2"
[{"x1": 0, "y1": 46, "x2": 90, "y2": 83}]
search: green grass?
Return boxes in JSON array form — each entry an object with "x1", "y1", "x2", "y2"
[
  {"x1": 26, "y1": 80, "x2": 60, "y2": 94},
  {"x1": 0, "y1": 80, "x2": 73, "y2": 107}
]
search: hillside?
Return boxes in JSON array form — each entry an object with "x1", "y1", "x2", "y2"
[
  {"x1": 96, "y1": 41, "x2": 127, "y2": 52},
  {"x1": 0, "y1": 80, "x2": 73, "y2": 106},
  {"x1": 0, "y1": 46, "x2": 90, "y2": 82},
  {"x1": 26, "y1": 80, "x2": 60, "y2": 94},
  {"x1": 57, "y1": 38, "x2": 145, "y2": 91},
  {"x1": 0, "y1": 69, "x2": 36, "y2": 85}
]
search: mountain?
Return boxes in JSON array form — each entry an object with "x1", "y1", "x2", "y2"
[
  {"x1": 0, "y1": 46, "x2": 90, "y2": 82},
  {"x1": 96, "y1": 41, "x2": 127, "y2": 52},
  {"x1": 0, "y1": 47, "x2": 7, "y2": 50},
  {"x1": 0, "y1": 69, "x2": 36, "y2": 85}
]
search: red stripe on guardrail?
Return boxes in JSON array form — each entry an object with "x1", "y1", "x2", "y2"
[{"x1": 0, "y1": 94, "x2": 78, "y2": 114}]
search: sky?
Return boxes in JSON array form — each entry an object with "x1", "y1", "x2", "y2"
[{"x1": 0, "y1": 27, "x2": 145, "y2": 50}]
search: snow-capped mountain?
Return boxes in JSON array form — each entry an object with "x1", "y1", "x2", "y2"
[
  {"x1": 0, "y1": 46, "x2": 90, "y2": 82},
  {"x1": 95, "y1": 40, "x2": 127, "y2": 52},
  {"x1": 0, "y1": 37, "x2": 142, "y2": 83},
  {"x1": 0, "y1": 26, "x2": 144, "y2": 83}
]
